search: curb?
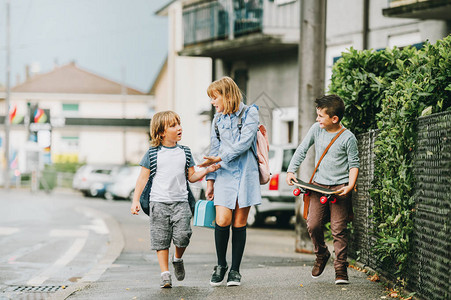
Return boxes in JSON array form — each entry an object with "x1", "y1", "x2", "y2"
[{"x1": 49, "y1": 206, "x2": 125, "y2": 300}]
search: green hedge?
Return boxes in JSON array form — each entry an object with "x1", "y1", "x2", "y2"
[{"x1": 329, "y1": 36, "x2": 450, "y2": 282}]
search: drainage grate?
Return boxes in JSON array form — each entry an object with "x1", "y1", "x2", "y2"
[{"x1": 3, "y1": 285, "x2": 64, "y2": 293}]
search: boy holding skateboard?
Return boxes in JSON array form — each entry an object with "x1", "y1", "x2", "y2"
[
  {"x1": 286, "y1": 95, "x2": 359, "y2": 284},
  {"x1": 130, "y1": 111, "x2": 220, "y2": 288}
]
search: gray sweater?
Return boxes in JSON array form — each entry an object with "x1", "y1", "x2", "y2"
[{"x1": 287, "y1": 122, "x2": 359, "y2": 185}]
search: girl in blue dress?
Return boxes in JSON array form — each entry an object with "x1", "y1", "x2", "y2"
[{"x1": 199, "y1": 76, "x2": 261, "y2": 286}]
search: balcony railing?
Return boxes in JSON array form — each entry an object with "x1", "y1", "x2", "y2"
[{"x1": 183, "y1": 0, "x2": 263, "y2": 46}]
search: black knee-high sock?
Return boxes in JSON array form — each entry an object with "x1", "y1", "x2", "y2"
[
  {"x1": 215, "y1": 224, "x2": 230, "y2": 267},
  {"x1": 231, "y1": 226, "x2": 247, "y2": 272}
]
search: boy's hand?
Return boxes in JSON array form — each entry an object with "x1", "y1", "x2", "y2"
[
  {"x1": 337, "y1": 185, "x2": 353, "y2": 196},
  {"x1": 131, "y1": 200, "x2": 141, "y2": 215},
  {"x1": 198, "y1": 156, "x2": 221, "y2": 168},
  {"x1": 286, "y1": 172, "x2": 297, "y2": 186}
]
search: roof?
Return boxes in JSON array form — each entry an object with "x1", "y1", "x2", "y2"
[{"x1": 11, "y1": 62, "x2": 144, "y2": 95}]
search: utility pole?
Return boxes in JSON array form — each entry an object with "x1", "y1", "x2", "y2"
[
  {"x1": 295, "y1": 0, "x2": 327, "y2": 252},
  {"x1": 3, "y1": 0, "x2": 11, "y2": 190},
  {"x1": 121, "y1": 66, "x2": 127, "y2": 165}
]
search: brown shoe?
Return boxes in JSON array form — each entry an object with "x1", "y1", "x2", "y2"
[
  {"x1": 335, "y1": 267, "x2": 349, "y2": 284},
  {"x1": 311, "y1": 250, "x2": 331, "y2": 278}
]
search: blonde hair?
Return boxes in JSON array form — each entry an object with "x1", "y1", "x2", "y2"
[
  {"x1": 207, "y1": 76, "x2": 242, "y2": 115},
  {"x1": 150, "y1": 111, "x2": 181, "y2": 147}
]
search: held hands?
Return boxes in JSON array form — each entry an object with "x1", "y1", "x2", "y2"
[
  {"x1": 205, "y1": 163, "x2": 221, "y2": 174},
  {"x1": 198, "y1": 156, "x2": 221, "y2": 168},
  {"x1": 286, "y1": 172, "x2": 297, "y2": 186},
  {"x1": 130, "y1": 200, "x2": 141, "y2": 215}
]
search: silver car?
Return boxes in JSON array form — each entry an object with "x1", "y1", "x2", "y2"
[
  {"x1": 72, "y1": 164, "x2": 120, "y2": 197},
  {"x1": 104, "y1": 166, "x2": 141, "y2": 200},
  {"x1": 247, "y1": 145, "x2": 297, "y2": 227}
]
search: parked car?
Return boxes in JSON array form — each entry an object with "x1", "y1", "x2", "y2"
[
  {"x1": 72, "y1": 164, "x2": 120, "y2": 197},
  {"x1": 104, "y1": 166, "x2": 141, "y2": 200},
  {"x1": 247, "y1": 144, "x2": 297, "y2": 227}
]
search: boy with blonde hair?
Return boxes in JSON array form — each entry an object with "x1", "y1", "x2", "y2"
[{"x1": 131, "y1": 111, "x2": 220, "y2": 288}]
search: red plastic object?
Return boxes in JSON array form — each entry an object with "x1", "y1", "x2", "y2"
[
  {"x1": 269, "y1": 174, "x2": 279, "y2": 190},
  {"x1": 293, "y1": 188, "x2": 301, "y2": 196},
  {"x1": 320, "y1": 196, "x2": 328, "y2": 204},
  {"x1": 305, "y1": 191, "x2": 310, "y2": 196},
  {"x1": 330, "y1": 197, "x2": 337, "y2": 204}
]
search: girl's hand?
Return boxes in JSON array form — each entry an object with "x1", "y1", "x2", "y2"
[
  {"x1": 206, "y1": 180, "x2": 215, "y2": 200},
  {"x1": 206, "y1": 163, "x2": 221, "y2": 173},
  {"x1": 131, "y1": 200, "x2": 141, "y2": 215},
  {"x1": 198, "y1": 156, "x2": 221, "y2": 168}
]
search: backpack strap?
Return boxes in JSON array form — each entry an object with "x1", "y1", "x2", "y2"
[
  {"x1": 148, "y1": 146, "x2": 159, "y2": 179},
  {"x1": 180, "y1": 145, "x2": 195, "y2": 215},
  {"x1": 214, "y1": 104, "x2": 249, "y2": 141},
  {"x1": 214, "y1": 114, "x2": 221, "y2": 141},
  {"x1": 237, "y1": 104, "x2": 248, "y2": 134},
  {"x1": 180, "y1": 145, "x2": 192, "y2": 176}
]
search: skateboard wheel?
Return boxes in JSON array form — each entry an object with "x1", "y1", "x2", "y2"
[
  {"x1": 320, "y1": 196, "x2": 328, "y2": 204},
  {"x1": 305, "y1": 191, "x2": 310, "y2": 196},
  {"x1": 330, "y1": 197, "x2": 337, "y2": 204},
  {"x1": 293, "y1": 188, "x2": 301, "y2": 196}
]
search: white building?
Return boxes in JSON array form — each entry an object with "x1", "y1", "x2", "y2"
[
  {"x1": 0, "y1": 62, "x2": 154, "y2": 170},
  {"x1": 152, "y1": 2, "x2": 213, "y2": 157}
]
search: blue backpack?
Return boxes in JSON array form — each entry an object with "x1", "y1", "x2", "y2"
[{"x1": 139, "y1": 145, "x2": 196, "y2": 216}]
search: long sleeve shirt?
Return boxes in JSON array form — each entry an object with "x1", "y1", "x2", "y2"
[{"x1": 287, "y1": 122, "x2": 359, "y2": 185}]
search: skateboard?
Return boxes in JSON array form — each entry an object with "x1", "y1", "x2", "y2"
[{"x1": 291, "y1": 178, "x2": 340, "y2": 204}]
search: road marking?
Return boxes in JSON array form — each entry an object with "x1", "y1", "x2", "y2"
[
  {"x1": 80, "y1": 218, "x2": 109, "y2": 235},
  {"x1": 27, "y1": 237, "x2": 87, "y2": 286},
  {"x1": 0, "y1": 227, "x2": 19, "y2": 236},
  {"x1": 50, "y1": 229, "x2": 89, "y2": 237}
]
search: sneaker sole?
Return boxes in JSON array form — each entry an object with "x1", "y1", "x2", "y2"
[
  {"x1": 335, "y1": 279, "x2": 349, "y2": 285},
  {"x1": 210, "y1": 281, "x2": 223, "y2": 287},
  {"x1": 161, "y1": 283, "x2": 172, "y2": 288},
  {"x1": 227, "y1": 281, "x2": 241, "y2": 286}
]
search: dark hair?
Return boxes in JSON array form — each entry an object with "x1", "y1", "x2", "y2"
[{"x1": 315, "y1": 95, "x2": 345, "y2": 121}]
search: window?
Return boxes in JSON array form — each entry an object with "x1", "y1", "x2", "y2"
[
  {"x1": 62, "y1": 103, "x2": 79, "y2": 117},
  {"x1": 282, "y1": 148, "x2": 295, "y2": 172}
]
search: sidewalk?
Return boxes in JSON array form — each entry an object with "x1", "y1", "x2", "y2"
[{"x1": 56, "y1": 203, "x2": 387, "y2": 300}]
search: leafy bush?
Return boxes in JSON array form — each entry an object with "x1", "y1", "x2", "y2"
[
  {"x1": 329, "y1": 47, "x2": 417, "y2": 134},
  {"x1": 370, "y1": 36, "x2": 450, "y2": 277},
  {"x1": 329, "y1": 35, "x2": 450, "y2": 281}
]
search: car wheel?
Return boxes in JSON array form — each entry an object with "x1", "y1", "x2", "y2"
[
  {"x1": 247, "y1": 206, "x2": 263, "y2": 227},
  {"x1": 277, "y1": 212, "x2": 293, "y2": 228},
  {"x1": 89, "y1": 186, "x2": 99, "y2": 197},
  {"x1": 104, "y1": 191, "x2": 114, "y2": 201}
]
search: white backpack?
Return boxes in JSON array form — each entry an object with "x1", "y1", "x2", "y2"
[{"x1": 214, "y1": 105, "x2": 271, "y2": 185}]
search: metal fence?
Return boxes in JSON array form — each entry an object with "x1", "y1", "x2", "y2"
[
  {"x1": 349, "y1": 111, "x2": 450, "y2": 300},
  {"x1": 183, "y1": 0, "x2": 263, "y2": 46},
  {"x1": 408, "y1": 111, "x2": 450, "y2": 300}
]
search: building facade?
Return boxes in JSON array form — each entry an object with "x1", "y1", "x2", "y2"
[
  {"x1": 159, "y1": 0, "x2": 450, "y2": 146},
  {"x1": 0, "y1": 63, "x2": 153, "y2": 174}
]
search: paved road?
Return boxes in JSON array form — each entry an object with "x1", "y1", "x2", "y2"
[{"x1": 0, "y1": 189, "x2": 387, "y2": 299}]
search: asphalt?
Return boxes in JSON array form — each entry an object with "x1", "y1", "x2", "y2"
[{"x1": 51, "y1": 201, "x2": 387, "y2": 300}]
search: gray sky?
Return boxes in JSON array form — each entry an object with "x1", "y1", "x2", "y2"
[{"x1": 0, "y1": 0, "x2": 168, "y2": 93}]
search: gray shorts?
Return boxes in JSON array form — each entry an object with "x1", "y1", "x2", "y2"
[{"x1": 149, "y1": 201, "x2": 192, "y2": 251}]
